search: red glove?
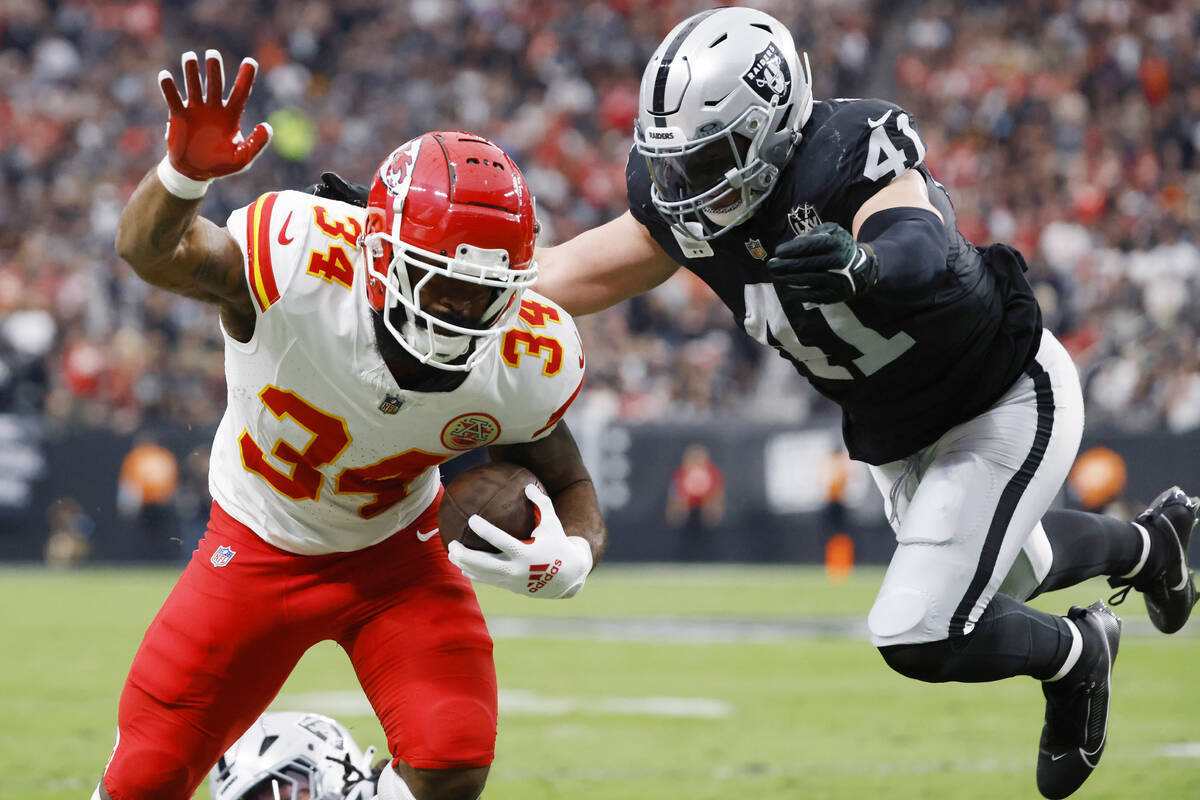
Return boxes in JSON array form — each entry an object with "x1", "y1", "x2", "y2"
[{"x1": 156, "y1": 50, "x2": 272, "y2": 197}]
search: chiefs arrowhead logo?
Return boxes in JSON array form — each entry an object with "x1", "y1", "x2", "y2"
[{"x1": 440, "y1": 412, "x2": 502, "y2": 451}]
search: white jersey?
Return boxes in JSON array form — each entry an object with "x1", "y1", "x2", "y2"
[{"x1": 210, "y1": 190, "x2": 585, "y2": 555}]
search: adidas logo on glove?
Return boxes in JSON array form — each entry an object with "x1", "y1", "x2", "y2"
[{"x1": 527, "y1": 560, "x2": 563, "y2": 594}]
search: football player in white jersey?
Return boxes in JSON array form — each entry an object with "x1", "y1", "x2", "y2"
[{"x1": 95, "y1": 50, "x2": 604, "y2": 800}]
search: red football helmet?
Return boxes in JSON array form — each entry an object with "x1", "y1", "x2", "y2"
[{"x1": 363, "y1": 131, "x2": 539, "y2": 371}]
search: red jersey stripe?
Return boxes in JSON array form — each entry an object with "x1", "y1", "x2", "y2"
[
  {"x1": 250, "y1": 192, "x2": 281, "y2": 311},
  {"x1": 532, "y1": 373, "x2": 584, "y2": 439}
]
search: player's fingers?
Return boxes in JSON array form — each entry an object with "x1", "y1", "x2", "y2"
[
  {"x1": 204, "y1": 49, "x2": 225, "y2": 106},
  {"x1": 182, "y1": 50, "x2": 202, "y2": 105},
  {"x1": 467, "y1": 514, "x2": 525, "y2": 555},
  {"x1": 775, "y1": 232, "x2": 837, "y2": 259},
  {"x1": 227, "y1": 57, "x2": 259, "y2": 115},
  {"x1": 158, "y1": 71, "x2": 185, "y2": 116},
  {"x1": 774, "y1": 251, "x2": 844, "y2": 273},
  {"x1": 787, "y1": 272, "x2": 840, "y2": 289},
  {"x1": 233, "y1": 122, "x2": 273, "y2": 171},
  {"x1": 524, "y1": 482, "x2": 552, "y2": 511},
  {"x1": 447, "y1": 541, "x2": 511, "y2": 577},
  {"x1": 446, "y1": 540, "x2": 473, "y2": 569}
]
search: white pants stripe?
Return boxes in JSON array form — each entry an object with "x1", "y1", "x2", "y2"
[{"x1": 866, "y1": 330, "x2": 1084, "y2": 646}]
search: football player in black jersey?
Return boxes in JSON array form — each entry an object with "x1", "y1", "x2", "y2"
[{"x1": 531, "y1": 8, "x2": 1199, "y2": 799}]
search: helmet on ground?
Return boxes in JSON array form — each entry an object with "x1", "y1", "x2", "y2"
[
  {"x1": 634, "y1": 7, "x2": 812, "y2": 241},
  {"x1": 363, "y1": 131, "x2": 538, "y2": 371},
  {"x1": 208, "y1": 711, "x2": 376, "y2": 800}
]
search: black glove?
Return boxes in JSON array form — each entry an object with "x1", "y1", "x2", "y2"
[
  {"x1": 767, "y1": 221, "x2": 878, "y2": 305},
  {"x1": 306, "y1": 171, "x2": 369, "y2": 207}
]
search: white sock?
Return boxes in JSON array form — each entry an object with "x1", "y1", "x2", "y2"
[
  {"x1": 1119, "y1": 522, "x2": 1152, "y2": 579},
  {"x1": 376, "y1": 764, "x2": 419, "y2": 800},
  {"x1": 1045, "y1": 617, "x2": 1083, "y2": 682}
]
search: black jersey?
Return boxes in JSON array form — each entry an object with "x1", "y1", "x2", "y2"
[{"x1": 627, "y1": 98, "x2": 1042, "y2": 465}]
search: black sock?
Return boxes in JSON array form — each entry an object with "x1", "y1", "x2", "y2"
[
  {"x1": 878, "y1": 593, "x2": 1075, "y2": 683},
  {"x1": 1030, "y1": 510, "x2": 1143, "y2": 598}
]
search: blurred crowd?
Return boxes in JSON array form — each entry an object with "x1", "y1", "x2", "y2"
[{"x1": 1, "y1": 0, "x2": 1197, "y2": 437}]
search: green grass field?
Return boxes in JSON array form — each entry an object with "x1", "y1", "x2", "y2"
[{"x1": 3, "y1": 565, "x2": 1198, "y2": 799}]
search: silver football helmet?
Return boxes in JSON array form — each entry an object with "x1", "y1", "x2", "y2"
[
  {"x1": 208, "y1": 711, "x2": 377, "y2": 800},
  {"x1": 634, "y1": 7, "x2": 813, "y2": 241}
]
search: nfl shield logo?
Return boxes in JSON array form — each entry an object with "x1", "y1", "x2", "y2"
[
  {"x1": 210, "y1": 545, "x2": 236, "y2": 568},
  {"x1": 378, "y1": 394, "x2": 403, "y2": 415},
  {"x1": 745, "y1": 238, "x2": 768, "y2": 260}
]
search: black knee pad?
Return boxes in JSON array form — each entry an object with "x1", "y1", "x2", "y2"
[{"x1": 877, "y1": 639, "x2": 958, "y2": 683}]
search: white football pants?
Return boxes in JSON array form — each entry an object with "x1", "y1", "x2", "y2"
[{"x1": 866, "y1": 329, "x2": 1084, "y2": 646}]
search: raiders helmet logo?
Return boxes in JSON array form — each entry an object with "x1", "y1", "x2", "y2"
[{"x1": 742, "y1": 42, "x2": 790, "y2": 103}]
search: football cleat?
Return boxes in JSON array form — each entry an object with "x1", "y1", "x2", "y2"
[
  {"x1": 1036, "y1": 601, "x2": 1121, "y2": 800},
  {"x1": 1108, "y1": 487, "x2": 1199, "y2": 634}
]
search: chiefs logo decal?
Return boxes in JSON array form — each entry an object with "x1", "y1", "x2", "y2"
[
  {"x1": 441, "y1": 413, "x2": 502, "y2": 451},
  {"x1": 380, "y1": 138, "x2": 422, "y2": 199}
]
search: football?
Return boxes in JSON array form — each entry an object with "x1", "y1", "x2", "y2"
[{"x1": 439, "y1": 461, "x2": 543, "y2": 553}]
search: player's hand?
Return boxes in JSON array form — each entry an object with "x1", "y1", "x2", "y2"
[
  {"x1": 156, "y1": 50, "x2": 272, "y2": 194},
  {"x1": 307, "y1": 171, "x2": 370, "y2": 207},
  {"x1": 447, "y1": 484, "x2": 593, "y2": 599},
  {"x1": 768, "y1": 221, "x2": 878, "y2": 304}
]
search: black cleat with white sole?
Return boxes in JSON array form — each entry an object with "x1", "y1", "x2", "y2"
[
  {"x1": 1108, "y1": 486, "x2": 1199, "y2": 634},
  {"x1": 1036, "y1": 601, "x2": 1121, "y2": 800}
]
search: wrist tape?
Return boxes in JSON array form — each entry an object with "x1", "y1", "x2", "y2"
[{"x1": 156, "y1": 156, "x2": 212, "y2": 199}]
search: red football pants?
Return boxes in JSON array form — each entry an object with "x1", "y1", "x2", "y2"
[{"x1": 102, "y1": 497, "x2": 497, "y2": 800}]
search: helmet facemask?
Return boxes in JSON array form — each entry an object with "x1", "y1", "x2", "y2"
[
  {"x1": 364, "y1": 230, "x2": 537, "y2": 372},
  {"x1": 241, "y1": 765, "x2": 312, "y2": 800},
  {"x1": 636, "y1": 102, "x2": 782, "y2": 241}
]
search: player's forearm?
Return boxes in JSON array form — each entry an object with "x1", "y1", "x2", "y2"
[
  {"x1": 535, "y1": 212, "x2": 677, "y2": 316},
  {"x1": 550, "y1": 478, "x2": 607, "y2": 568},
  {"x1": 115, "y1": 167, "x2": 205, "y2": 278},
  {"x1": 535, "y1": 241, "x2": 622, "y2": 316}
]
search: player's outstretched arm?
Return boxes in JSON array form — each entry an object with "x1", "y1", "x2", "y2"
[
  {"x1": 448, "y1": 423, "x2": 606, "y2": 599},
  {"x1": 115, "y1": 50, "x2": 272, "y2": 341},
  {"x1": 534, "y1": 211, "x2": 679, "y2": 316}
]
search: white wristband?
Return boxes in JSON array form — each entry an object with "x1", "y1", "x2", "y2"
[{"x1": 156, "y1": 156, "x2": 212, "y2": 199}]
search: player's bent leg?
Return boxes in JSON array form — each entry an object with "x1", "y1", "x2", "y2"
[
  {"x1": 876, "y1": 593, "x2": 1079, "y2": 683},
  {"x1": 1024, "y1": 510, "x2": 1145, "y2": 599},
  {"x1": 874, "y1": 594, "x2": 1123, "y2": 800},
  {"x1": 342, "y1": 546, "x2": 497, "y2": 798},
  {"x1": 1024, "y1": 488, "x2": 1198, "y2": 632},
  {"x1": 101, "y1": 514, "x2": 312, "y2": 800}
]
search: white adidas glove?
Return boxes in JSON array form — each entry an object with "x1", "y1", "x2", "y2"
[{"x1": 447, "y1": 484, "x2": 593, "y2": 599}]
